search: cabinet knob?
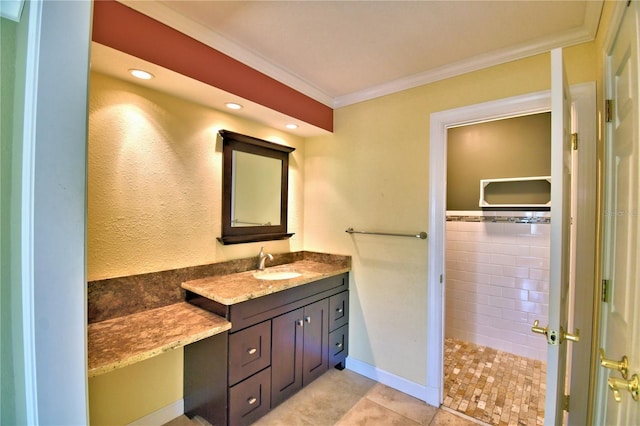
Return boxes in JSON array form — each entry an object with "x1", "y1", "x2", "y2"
[
  {"x1": 247, "y1": 397, "x2": 257, "y2": 405},
  {"x1": 296, "y1": 319, "x2": 303, "y2": 327},
  {"x1": 305, "y1": 316, "x2": 311, "y2": 324},
  {"x1": 336, "y1": 308, "x2": 344, "y2": 314},
  {"x1": 336, "y1": 342, "x2": 343, "y2": 348},
  {"x1": 247, "y1": 348, "x2": 257, "y2": 355}
]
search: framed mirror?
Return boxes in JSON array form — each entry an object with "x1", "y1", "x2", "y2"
[{"x1": 218, "y1": 130, "x2": 295, "y2": 244}]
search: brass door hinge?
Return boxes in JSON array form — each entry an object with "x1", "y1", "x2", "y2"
[
  {"x1": 602, "y1": 279, "x2": 610, "y2": 302},
  {"x1": 571, "y1": 133, "x2": 578, "y2": 150},
  {"x1": 605, "y1": 99, "x2": 613, "y2": 123},
  {"x1": 564, "y1": 394, "x2": 570, "y2": 412}
]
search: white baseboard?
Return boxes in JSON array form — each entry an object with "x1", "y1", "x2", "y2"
[
  {"x1": 127, "y1": 399, "x2": 184, "y2": 426},
  {"x1": 124, "y1": 360, "x2": 440, "y2": 425},
  {"x1": 345, "y1": 358, "x2": 438, "y2": 407}
]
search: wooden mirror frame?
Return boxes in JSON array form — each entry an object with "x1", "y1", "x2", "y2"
[{"x1": 218, "y1": 130, "x2": 295, "y2": 245}]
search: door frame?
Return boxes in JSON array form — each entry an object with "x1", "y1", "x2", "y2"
[
  {"x1": 427, "y1": 90, "x2": 551, "y2": 406},
  {"x1": 427, "y1": 84, "x2": 597, "y2": 417},
  {"x1": 18, "y1": 1, "x2": 92, "y2": 423}
]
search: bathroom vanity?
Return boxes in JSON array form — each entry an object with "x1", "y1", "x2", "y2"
[
  {"x1": 86, "y1": 251, "x2": 349, "y2": 426},
  {"x1": 182, "y1": 258, "x2": 350, "y2": 426}
]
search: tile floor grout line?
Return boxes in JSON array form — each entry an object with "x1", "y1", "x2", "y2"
[{"x1": 442, "y1": 337, "x2": 546, "y2": 425}]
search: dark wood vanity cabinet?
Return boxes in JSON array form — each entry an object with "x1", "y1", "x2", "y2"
[
  {"x1": 271, "y1": 298, "x2": 329, "y2": 407},
  {"x1": 185, "y1": 273, "x2": 349, "y2": 426}
]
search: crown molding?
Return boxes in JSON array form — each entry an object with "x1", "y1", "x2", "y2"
[
  {"x1": 118, "y1": 0, "x2": 334, "y2": 108},
  {"x1": 117, "y1": 0, "x2": 602, "y2": 110},
  {"x1": 334, "y1": 22, "x2": 599, "y2": 108}
]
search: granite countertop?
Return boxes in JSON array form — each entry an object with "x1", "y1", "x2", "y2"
[
  {"x1": 182, "y1": 259, "x2": 350, "y2": 305},
  {"x1": 88, "y1": 302, "x2": 231, "y2": 377}
]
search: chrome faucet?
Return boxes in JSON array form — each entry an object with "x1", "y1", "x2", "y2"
[{"x1": 257, "y1": 246, "x2": 273, "y2": 270}]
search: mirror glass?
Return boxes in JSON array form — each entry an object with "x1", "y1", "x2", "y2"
[
  {"x1": 232, "y1": 151, "x2": 282, "y2": 227},
  {"x1": 218, "y1": 130, "x2": 295, "y2": 244}
]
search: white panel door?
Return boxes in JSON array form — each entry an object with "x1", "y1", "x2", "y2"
[
  {"x1": 597, "y1": 2, "x2": 640, "y2": 423},
  {"x1": 543, "y1": 48, "x2": 576, "y2": 425}
]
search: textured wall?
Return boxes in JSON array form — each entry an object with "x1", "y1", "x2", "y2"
[
  {"x1": 88, "y1": 72, "x2": 305, "y2": 281},
  {"x1": 87, "y1": 72, "x2": 305, "y2": 423}
]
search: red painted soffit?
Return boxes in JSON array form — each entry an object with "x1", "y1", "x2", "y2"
[{"x1": 92, "y1": 0, "x2": 333, "y2": 132}]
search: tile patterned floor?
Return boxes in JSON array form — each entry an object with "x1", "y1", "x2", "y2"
[
  {"x1": 443, "y1": 338, "x2": 546, "y2": 426},
  {"x1": 166, "y1": 368, "x2": 477, "y2": 426}
]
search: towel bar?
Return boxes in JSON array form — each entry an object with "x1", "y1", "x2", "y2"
[{"x1": 345, "y1": 227, "x2": 427, "y2": 240}]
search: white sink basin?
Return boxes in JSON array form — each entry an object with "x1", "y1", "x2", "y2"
[{"x1": 253, "y1": 270, "x2": 302, "y2": 281}]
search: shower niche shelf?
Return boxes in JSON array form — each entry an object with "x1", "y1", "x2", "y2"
[{"x1": 479, "y1": 176, "x2": 551, "y2": 208}]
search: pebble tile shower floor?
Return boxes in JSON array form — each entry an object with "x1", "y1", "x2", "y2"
[{"x1": 443, "y1": 338, "x2": 546, "y2": 426}]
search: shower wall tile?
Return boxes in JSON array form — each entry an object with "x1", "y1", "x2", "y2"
[{"x1": 445, "y1": 218, "x2": 549, "y2": 361}]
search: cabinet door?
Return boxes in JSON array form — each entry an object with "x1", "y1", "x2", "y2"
[
  {"x1": 302, "y1": 298, "x2": 329, "y2": 386},
  {"x1": 271, "y1": 308, "x2": 304, "y2": 407}
]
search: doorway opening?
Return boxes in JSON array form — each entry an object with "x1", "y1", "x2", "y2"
[
  {"x1": 442, "y1": 112, "x2": 551, "y2": 424},
  {"x1": 427, "y1": 83, "x2": 596, "y2": 425}
]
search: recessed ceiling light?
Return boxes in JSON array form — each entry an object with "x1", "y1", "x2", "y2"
[
  {"x1": 285, "y1": 124, "x2": 299, "y2": 129},
  {"x1": 225, "y1": 102, "x2": 243, "y2": 110},
  {"x1": 129, "y1": 69, "x2": 154, "y2": 80}
]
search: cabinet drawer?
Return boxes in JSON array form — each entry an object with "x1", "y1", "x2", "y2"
[
  {"x1": 229, "y1": 321, "x2": 271, "y2": 386},
  {"x1": 329, "y1": 291, "x2": 349, "y2": 332},
  {"x1": 329, "y1": 325, "x2": 349, "y2": 367},
  {"x1": 228, "y1": 367, "x2": 271, "y2": 426}
]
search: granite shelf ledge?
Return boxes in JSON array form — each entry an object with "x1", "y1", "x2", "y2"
[
  {"x1": 182, "y1": 259, "x2": 351, "y2": 305},
  {"x1": 88, "y1": 302, "x2": 231, "y2": 377}
]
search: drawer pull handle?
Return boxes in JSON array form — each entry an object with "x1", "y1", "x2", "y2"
[
  {"x1": 247, "y1": 397, "x2": 257, "y2": 405},
  {"x1": 305, "y1": 316, "x2": 311, "y2": 324},
  {"x1": 336, "y1": 308, "x2": 344, "y2": 313},
  {"x1": 336, "y1": 342, "x2": 343, "y2": 348},
  {"x1": 247, "y1": 348, "x2": 257, "y2": 355}
]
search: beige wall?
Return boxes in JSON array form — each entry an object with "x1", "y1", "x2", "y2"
[
  {"x1": 87, "y1": 72, "x2": 305, "y2": 424},
  {"x1": 304, "y1": 46, "x2": 596, "y2": 386},
  {"x1": 89, "y1": 351, "x2": 183, "y2": 425},
  {"x1": 87, "y1": 30, "x2": 605, "y2": 423},
  {"x1": 88, "y1": 72, "x2": 306, "y2": 281}
]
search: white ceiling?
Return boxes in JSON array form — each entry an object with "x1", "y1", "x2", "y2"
[{"x1": 92, "y1": 0, "x2": 603, "y2": 136}]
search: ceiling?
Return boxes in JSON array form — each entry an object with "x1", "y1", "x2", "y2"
[{"x1": 92, "y1": 0, "x2": 603, "y2": 136}]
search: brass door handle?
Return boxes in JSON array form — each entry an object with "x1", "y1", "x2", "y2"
[
  {"x1": 531, "y1": 320, "x2": 556, "y2": 344},
  {"x1": 600, "y1": 348, "x2": 629, "y2": 379},
  {"x1": 607, "y1": 374, "x2": 639, "y2": 402},
  {"x1": 562, "y1": 327, "x2": 580, "y2": 343},
  {"x1": 531, "y1": 320, "x2": 548, "y2": 335},
  {"x1": 531, "y1": 320, "x2": 579, "y2": 345}
]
